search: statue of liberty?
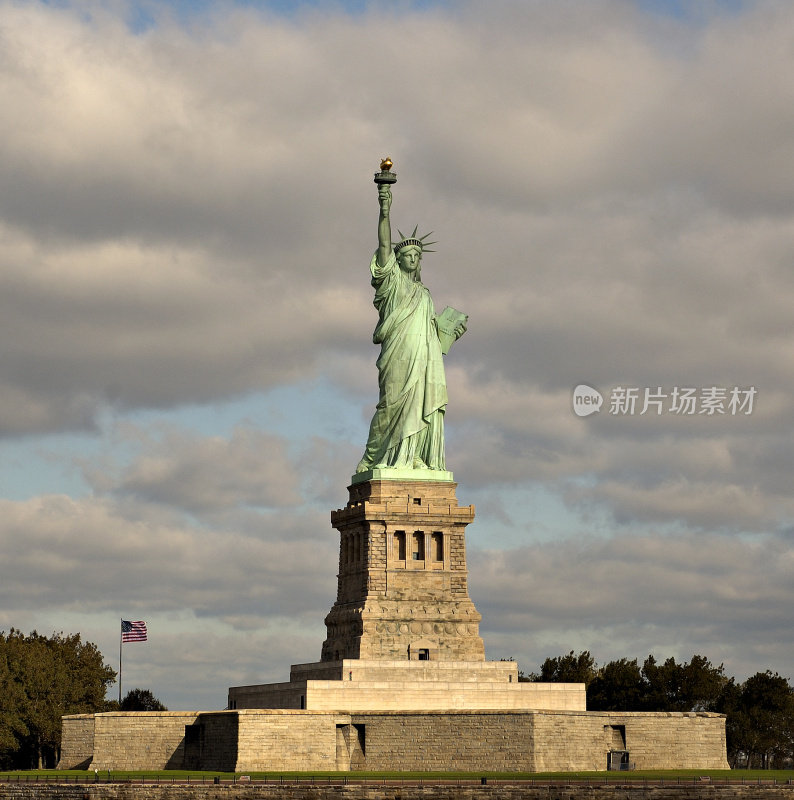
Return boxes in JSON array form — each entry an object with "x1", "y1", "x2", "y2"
[{"x1": 355, "y1": 160, "x2": 467, "y2": 476}]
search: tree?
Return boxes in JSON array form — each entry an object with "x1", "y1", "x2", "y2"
[
  {"x1": 678, "y1": 654, "x2": 732, "y2": 711},
  {"x1": 729, "y1": 671, "x2": 794, "y2": 769},
  {"x1": 0, "y1": 641, "x2": 29, "y2": 768},
  {"x1": 529, "y1": 650, "x2": 599, "y2": 687},
  {"x1": 120, "y1": 688, "x2": 168, "y2": 711},
  {"x1": 531, "y1": 649, "x2": 794, "y2": 768},
  {"x1": 642, "y1": 654, "x2": 730, "y2": 712},
  {"x1": 588, "y1": 658, "x2": 645, "y2": 710},
  {"x1": 0, "y1": 630, "x2": 115, "y2": 769}
]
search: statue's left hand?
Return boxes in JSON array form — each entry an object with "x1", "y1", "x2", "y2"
[{"x1": 454, "y1": 320, "x2": 467, "y2": 339}]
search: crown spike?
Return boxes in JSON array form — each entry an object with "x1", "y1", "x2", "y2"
[{"x1": 393, "y1": 226, "x2": 439, "y2": 255}]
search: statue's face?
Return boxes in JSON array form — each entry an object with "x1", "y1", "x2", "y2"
[{"x1": 397, "y1": 246, "x2": 422, "y2": 275}]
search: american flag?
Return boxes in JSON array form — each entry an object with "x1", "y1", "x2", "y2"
[{"x1": 121, "y1": 620, "x2": 148, "y2": 643}]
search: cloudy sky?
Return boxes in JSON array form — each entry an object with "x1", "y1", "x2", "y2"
[{"x1": 1, "y1": 0, "x2": 792, "y2": 710}]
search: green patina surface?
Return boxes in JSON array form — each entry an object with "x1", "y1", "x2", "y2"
[
  {"x1": 351, "y1": 467, "x2": 454, "y2": 485},
  {"x1": 355, "y1": 167, "x2": 466, "y2": 481}
]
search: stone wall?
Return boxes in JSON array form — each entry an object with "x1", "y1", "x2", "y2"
[
  {"x1": 531, "y1": 711, "x2": 729, "y2": 771},
  {"x1": 235, "y1": 711, "x2": 342, "y2": 772},
  {"x1": 58, "y1": 715, "x2": 95, "y2": 769},
  {"x1": 185, "y1": 711, "x2": 342, "y2": 772},
  {"x1": 2, "y1": 785, "x2": 791, "y2": 800},
  {"x1": 229, "y1": 664, "x2": 585, "y2": 712},
  {"x1": 624, "y1": 712, "x2": 730, "y2": 770},
  {"x1": 354, "y1": 711, "x2": 537, "y2": 771},
  {"x1": 229, "y1": 681, "x2": 306, "y2": 710},
  {"x1": 289, "y1": 659, "x2": 520, "y2": 683},
  {"x1": 88, "y1": 713, "x2": 200, "y2": 771},
  {"x1": 184, "y1": 713, "x2": 238, "y2": 772},
  {"x1": 59, "y1": 708, "x2": 728, "y2": 773},
  {"x1": 302, "y1": 680, "x2": 585, "y2": 712},
  {"x1": 347, "y1": 710, "x2": 727, "y2": 773}
]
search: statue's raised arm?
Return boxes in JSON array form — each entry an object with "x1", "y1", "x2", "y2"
[
  {"x1": 377, "y1": 184, "x2": 392, "y2": 269},
  {"x1": 354, "y1": 159, "x2": 466, "y2": 481}
]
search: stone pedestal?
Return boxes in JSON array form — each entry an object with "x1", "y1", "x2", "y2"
[
  {"x1": 226, "y1": 477, "x2": 586, "y2": 715},
  {"x1": 321, "y1": 479, "x2": 484, "y2": 662}
]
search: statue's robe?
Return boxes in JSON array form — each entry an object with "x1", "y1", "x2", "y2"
[{"x1": 357, "y1": 250, "x2": 447, "y2": 472}]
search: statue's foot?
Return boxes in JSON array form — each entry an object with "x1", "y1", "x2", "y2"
[
  {"x1": 412, "y1": 458, "x2": 429, "y2": 469},
  {"x1": 355, "y1": 459, "x2": 370, "y2": 474}
]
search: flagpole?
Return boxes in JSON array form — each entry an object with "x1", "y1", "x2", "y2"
[{"x1": 119, "y1": 618, "x2": 123, "y2": 705}]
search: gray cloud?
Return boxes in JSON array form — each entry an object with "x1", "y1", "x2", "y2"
[
  {"x1": 0, "y1": 491, "x2": 336, "y2": 626},
  {"x1": 471, "y1": 530, "x2": 794, "y2": 681},
  {"x1": 2, "y1": 1, "x2": 793, "y2": 428},
  {"x1": 90, "y1": 424, "x2": 303, "y2": 512}
]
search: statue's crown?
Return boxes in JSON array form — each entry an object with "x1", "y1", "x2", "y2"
[{"x1": 394, "y1": 226, "x2": 436, "y2": 254}]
